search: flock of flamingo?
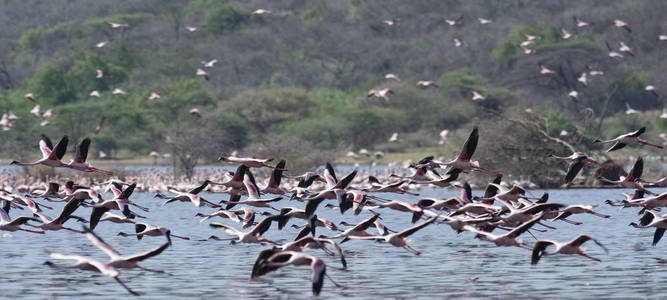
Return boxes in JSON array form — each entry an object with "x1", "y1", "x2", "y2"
[
  {"x1": 1, "y1": 123, "x2": 666, "y2": 296},
  {"x1": 1, "y1": 7, "x2": 667, "y2": 298}
]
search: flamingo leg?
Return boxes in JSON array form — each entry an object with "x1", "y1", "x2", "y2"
[
  {"x1": 170, "y1": 234, "x2": 190, "y2": 240},
  {"x1": 130, "y1": 203, "x2": 150, "y2": 212},
  {"x1": 557, "y1": 218, "x2": 583, "y2": 225},
  {"x1": 137, "y1": 265, "x2": 166, "y2": 274},
  {"x1": 20, "y1": 228, "x2": 45, "y2": 234},
  {"x1": 325, "y1": 273, "x2": 343, "y2": 288},
  {"x1": 404, "y1": 245, "x2": 421, "y2": 256},
  {"x1": 580, "y1": 253, "x2": 601, "y2": 262},
  {"x1": 638, "y1": 140, "x2": 664, "y2": 149},
  {"x1": 590, "y1": 212, "x2": 611, "y2": 218},
  {"x1": 64, "y1": 227, "x2": 86, "y2": 234},
  {"x1": 536, "y1": 221, "x2": 557, "y2": 230},
  {"x1": 114, "y1": 277, "x2": 140, "y2": 296}
]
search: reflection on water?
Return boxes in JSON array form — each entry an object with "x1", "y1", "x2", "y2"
[{"x1": 2, "y1": 187, "x2": 667, "y2": 299}]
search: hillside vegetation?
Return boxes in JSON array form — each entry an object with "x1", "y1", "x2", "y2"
[{"x1": 1, "y1": 0, "x2": 666, "y2": 184}]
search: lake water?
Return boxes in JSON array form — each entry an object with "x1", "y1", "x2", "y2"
[{"x1": 2, "y1": 186, "x2": 667, "y2": 299}]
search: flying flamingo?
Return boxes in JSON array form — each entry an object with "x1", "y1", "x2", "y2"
[
  {"x1": 630, "y1": 211, "x2": 667, "y2": 245},
  {"x1": 44, "y1": 253, "x2": 139, "y2": 295},
  {"x1": 531, "y1": 234, "x2": 608, "y2": 264},
  {"x1": 11, "y1": 135, "x2": 69, "y2": 168},
  {"x1": 66, "y1": 138, "x2": 113, "y2": 175},
  {"x1": 347, "y1": 217, "x2": 436, "y2": 255},
  {"x1": 251, "y1": 250, "x2": 341, "y2": 296},
  {"x1": 548, "y1": 152, "x2": 602, "y2": 183},
  {"x1": 208, "y1": 214, "x2": 279, "y2": 245},
  {"x1": 84, "y1": 226, "x2": 171, "y2": 273},
  {"x1": 593, "y1": 127, "x2": 663, "y2": 151},
  {"x1": 0, "y1": 200, "x2": 44, "y2": 234}
]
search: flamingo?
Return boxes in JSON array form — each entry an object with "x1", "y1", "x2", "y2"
[
  {"x1": 112, "y1": 88, "x2": 126, "y2": 95},
  {"x1": 645, "y1": 85, "x2": 658, "y2": 97},
  {"x1": 108, "y1": 22, "x2": 129, "y2": 29},
  {"x1": 148, "y1": 92, "x2": 161, "y2": 100},
  {"x1": 66, "y1": 138, "x2": 113, "y2": 175},
  {"x1": 0, "y1": 200, "x2": 44, "y2": 233},
  {"x1": 279, "y1": 236, "x2": 347, "y2": 269},
  {"x1": 252, "y1": 9, "x2": 271, "y2": 15},
  {"x1": 548, "y1": 152, "x2": 602, "y2": 183},
  {"x1": 618, "y1": 42, "x2": 634, "y2": 56},
  {"x1": 552, "y1": 205, "x2": 610, "y2": 225},
  {"x1": 185, "y1": 26, "x2": 198, "y2": 32},
  {"x1": 251, "y1": 250, "x2": 341, "y2": 296},
  {"x1": 201, "y1": 59, "x2": 218, "y2": 68},
  {"x1": 445, "y1": 15, "x2": 463, "y2": 26},
  {"x1": 195, "y1": 68, "x2": 209, "y2": 80},
  {"x1": 32, "y1": 196, "x2": 87, "y2": 233},
  {"x1": 630, "y1": 211, "x2": 667, "y2": 245},
  {"x1": 347, "y1": 217, "x2": 436, "y2": 255},
  {"x1": 385, "y1": 73, "x2": 400, "y2": 81},
  {"x1": 598, "y1": 157, "x2": 655, "y2": 195},
  {"x1": 613, "y1": 19, "x2": 632, "y2": 32},
  {"x1": 574, "y1": 16, "x2": 589, "y2": 27},
  {"x1": 84, "y1": 226, "x2": 171, "y2": 273},
  {"x1": 462, "y1": 213, "x2": 544, "y2": 248},
  {"x1": 593, "y1": 127, "x2": 663, "y2": 151},
  {"x1": 90, "y1": 90, "x2": 101, "y2": 97},
  {"x1": 472, "y1": 91, "x2": 486, "y2": 101},
  {"x1": 30, "y1": 104, "x2": 40, "y2": 117},
  {"x1": 208, "y1": 214, "x2": 278, "y2": 244},
  {"x1": 44, "y1": 253, "x2": 139, "y2": 296},
  {"x1": 478, "y1": 18, "x2": 492, "y2": 24},
  {"x1": 540, "y1": 65, "x2": 555, "y2": 74},
  {"x1": 89, "y1": 183, "x2": 147, "y2": 230},
  {"x1": 260, "y1": 160, "x2": 288, "y2": 195},
  {"x1": 560, "y1": 28, "x2": 572, "y2": 39},
  {"x1": 532, "y1": 234, "x2": 608, "y2": 264},
  {"x1": 416, "y1": 80, "x2": 438, "y2": 88},
  {"x1": 367, "y1": 88, "x2": 393, "y2": 101},
  {"x1": 218, "y1": 154, "x2": 285, "y2": 170},
  {"x1": 118, "y1": 222, "x2": 189, "y2": 241},
  {"x1": 156, "y1": 180, "x2": 219, "y2": 208},
  {"x1": 11, "y1": 135, "x2": 69, "y2": 168}
]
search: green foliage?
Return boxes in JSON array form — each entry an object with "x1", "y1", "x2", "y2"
[
  {"x1": 64, "y1": 52, "x2": 127, "y2": 96},
  {"x1": 27, "y1": 63, "x2": 76, "y2": 105},
  {"x1": 535, "y1": 107, "x2": 577, "y2": 136},
  {"x1": 221, "y1": 87, "x2": 315, "y2": 133},
  {"x1": 491, "y1": 25, "x2": 559, "y2": 65},
  {"x1": 196, "y1": 2, "x2": 249, "y2": 35},
  {"x1": 19, "y1": 26, "x2": 45, "y2": 51},
  {"x1": 605, "y1": 112, "x2": 643, "y2": 137},
  {"x1": 437, "y1": 68, "x2": 515, "y2": 111}
]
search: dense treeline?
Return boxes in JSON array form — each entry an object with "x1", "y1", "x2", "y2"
[{"x1": 1, "y1": 0, "x2": 666, "y2": 181}]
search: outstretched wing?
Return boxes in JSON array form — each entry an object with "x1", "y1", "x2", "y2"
[
  {"x1": 628, "y1": 157, "x2": 643, "y2": 181},
  {"x1": 564, "y1": 161, "x2": 585, "y2": 183},
  {"x1": 75, "y1": 138, "x2": 91, "y2": 163},
  {"x1": 334, "y1": 170, "x2": 357, "y2": 189},
  {"x1": 189, "y1": 180, "x2": 209, "y2": 195},
  {"x1": 51, "y1": 135, "x2": 69, "y2": 160},
  {"x1": 324, "y1": 163, "x2": 338, "y2": 188},
  {"x1": 399, "y1": 217, "x2": 435, "y2": 238},
  {"x1": 459, "y1": 127, "x2": 479, "y2": 161},
  {"x1": 630, "y1": 127, "x2": 646, "y2": 137},
  {"x1": 39, "y1": 134, "x2": 54, "y2": 158},
  {"x1": 120, "y1": 183, "x2": 137, "y2": 199},
  {"x1": 606, "y1": 142, "x2": 627, "y2": 152},
  {"x1": 531, "y1": 240, "x2": 555, "y2": 264},
  {"x1": 84, "y1": 226, "x2": 121, "y2": 259}
]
